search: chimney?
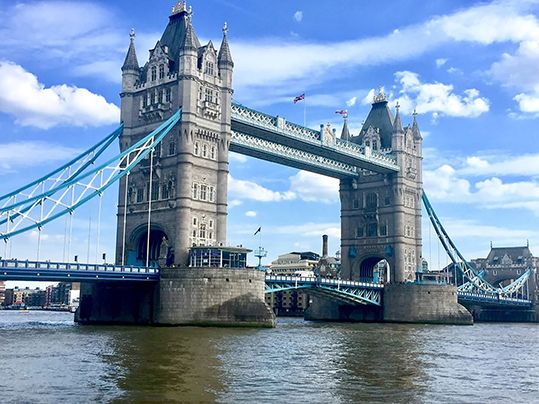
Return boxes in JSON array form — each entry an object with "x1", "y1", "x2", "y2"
[{"x1": 322, "y1": 234, "x2": 328, "y2": 257}]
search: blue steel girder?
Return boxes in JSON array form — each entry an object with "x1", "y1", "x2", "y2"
[
  {"x1": 265, "y1": 276, "x2": 383, "y2": 306},
  {"x1": 0, "y1": 109, "x2": 181, "y2": 240},
  {"x1": 230, "y1": 131, "x2": 358, "y2": 179},
  {"x1": 231, "y1": 103, "x2": 399, "y2": 174},
  {"x1": 457, "y1": 291, "x2": 532, "y2": 308},
  {"x1": 0, "y1": 259, "x2": 159, "y2": 283}
]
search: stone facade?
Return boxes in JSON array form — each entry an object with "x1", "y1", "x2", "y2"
[
  {"x1": 116, "y1": 5, "x2": 233, "y2": 267},
  {"x1": 341, "y1": 92, "x2": 423, "y2": 284}
]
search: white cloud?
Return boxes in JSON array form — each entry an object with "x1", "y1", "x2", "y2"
[
  {"x1": 293, "y1": 11, "x2": 303, "y2": 23},
  {"x1": 288, "y1": 171, "x2": 339, "y2": 204},
  {"x1": 424, "y1": 164, "x2": 471, "y2": 200},
  {"x1": 0, "y1": 141, "x2": 80, "y2": 174},
  {"x1": 229, "y1": 152, "x2": 249, "y2": 163},
  {"x1": 346, "y1": 96, "x2": 357, "y2": 107},
  {"x1": 232, "y1": 1, "x2": 539, "y2": 98},
  {"x1": 0, "y1": 61, "x2": 120, "y2": 129},
  {"x1": 228, "y1": 175, "x2": 296, "y2": 202},
  {"x1": 394, "y1": 71, "x2": 489, "y2": 118},
  {"x1": 435, "y1": 58, "x2": 448, "y2": 67},
  {"x1": 245, "y1": 210, "x2": 257, "y2": 217},
  {"x1": 460, "y1": 152, "x2": 539, "y2": 177}
]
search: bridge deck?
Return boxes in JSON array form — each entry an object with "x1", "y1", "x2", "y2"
[{"x1": 0, "y1": 259, "x2": 159, "y2": 282}]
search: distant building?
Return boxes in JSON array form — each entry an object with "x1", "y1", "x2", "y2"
[
  {"x1": 2, "y1": 282, "x2": 79, "y2": 309},
  {"x1": 0, "y1": 281, "x2": 4, "y2": 307},
  {"x1": 265, "y1": 235, "x2": 342, "y2": 316}
]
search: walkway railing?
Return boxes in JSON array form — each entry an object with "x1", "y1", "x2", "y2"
[{"x1": 0, "y1": 259, "x2": 159, "y2": 282}]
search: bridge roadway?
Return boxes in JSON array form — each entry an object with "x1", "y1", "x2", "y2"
[
  {"x1": 0, "y1": 259, "x2": 159, "y2": 282},
  {"x1": 0, "y1": 260, "x2": 532, "y2": 309}
]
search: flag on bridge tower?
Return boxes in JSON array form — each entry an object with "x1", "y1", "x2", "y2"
[
  {"x1": 335, "y1": 109, "x2": 348, "y2": 117},
  {"x1": 254, "y1": 227, "x2": 261, "y2": 236}
]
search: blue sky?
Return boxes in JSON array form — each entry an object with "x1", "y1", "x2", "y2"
[{"x1": 1, "y1": 0, "x2": 539, "y2": 285}]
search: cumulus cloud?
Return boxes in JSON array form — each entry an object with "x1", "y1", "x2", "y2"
[
  {"x1": 228, "y1": 175, "x2": 295, "y2": 202},
  {"x1": 435, "y1": 58, "x2": 448, "y2": 67},
  {"x1": 393, "y1": 71, "x2": 489, "y2": 118},
  {"x1": 424, "y1": 164, "x2": 471, "y2": 200},
  {"x1": 288, "y1": 171, "x2": 339, "y2": 204},
  {"x1": 0, "y1": 141, "x2": 80, "y2": 173},
  {"x1": 294, "y1": 11, "x2": 303, "y2": 23},
  {"x1": 460, "y1": 152, "x2": 539, "y2": 177},
  {"x1": 346, "y1": 96, "x2": 357, "y2": 107},
  {"x1": 0, "y1": 61, "x2": 120, "y2": 129},
  {"x1": 245, "y1": 210, "x2": 257, "y2": 217}
]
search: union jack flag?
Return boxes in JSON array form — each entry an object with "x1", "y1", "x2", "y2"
[
  {"x1": 335, "y1": 109, "x2": 348, "y2": 116},
  {"x1": 293, "y1": 93, "x2": 305, "y2": 103}
]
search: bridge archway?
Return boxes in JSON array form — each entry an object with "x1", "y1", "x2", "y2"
[
  {"x1": 128, "y1": 225, "x2": 170, "y2": 267},
  {"x1": 358, "y1": 257, "x2": 390, "y2": 283}
]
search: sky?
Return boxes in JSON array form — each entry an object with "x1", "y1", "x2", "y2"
[{"x1": 1, "y1": 0, "x2": 539, "y2": 288}]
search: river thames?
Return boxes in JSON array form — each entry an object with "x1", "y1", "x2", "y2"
[{"x1": 0, "y1": 311, "x2": 537, "y2": 403}]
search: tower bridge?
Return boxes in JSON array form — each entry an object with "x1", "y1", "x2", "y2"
[{"x1": 1, "y1": 2, "x2": 537, "y2": 325}]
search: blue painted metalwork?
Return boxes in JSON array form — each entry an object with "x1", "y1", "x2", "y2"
[
  {"x1": 0, "y1": 124, "x2": 123, "y2": 207},
  {"x1": 265, "y1": 275, "x2": 383, "y2": 306},
  {"x1": 457, "y1": 291, "x2": 532, "y2": 308},
  {"x1": 230, "y1": 103, "x2": 399, "y2": 176},
  {"x1": 422, "y1": 192, "x2": 531, "y2": 302},
  {"x1": 0, "y1": 109, "x2": 181, "y2": 240},
  {"x1": 0, "y1": 259, "x2": 159, "y2": 282}
]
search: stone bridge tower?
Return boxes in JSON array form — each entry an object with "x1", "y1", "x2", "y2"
[
  {"x1": 116, "y1": 3, "x2": 233, "y2": 267},
  {"x1": 340, "y1": 90, "x2": 423, "y2": 283}
]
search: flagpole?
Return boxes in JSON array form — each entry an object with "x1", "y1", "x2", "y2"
[{"x1": 303, "y1": 90, "x2": 307, "y2": 127}]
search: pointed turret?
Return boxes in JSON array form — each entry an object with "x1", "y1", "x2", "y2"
[
  {"x1": 122, "y1": 29, "x2": 140, "y2": 93},
  {"x1": 412, "y1": 109, "x2": 422, "y2": 140},
  {"x1": 393, "y1": 102, "x2": 404, "y2": 133},
  {"x1": 340, "y1": 115, "x2": 350, "y2": 141},
  {"x1": 218, "y1": 22, "x2": 234, "y2": 67},
  {"x1": 180, "y1": 13, "x2": 198, "y2": 52},
  {"x1": 122, "y1": 29, "x2": 139, "y2": 72}
]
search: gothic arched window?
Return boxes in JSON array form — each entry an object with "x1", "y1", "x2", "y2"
[
  {"x1": 151, "y1": 66, "x2": 157, "y2": 81},
  {"x1": 159, "y1": 64, "x2": 165, "y2": 79}
]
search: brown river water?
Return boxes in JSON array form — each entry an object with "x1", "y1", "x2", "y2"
[{"x1": 0, "y1": 311, "x2": 538, "y2": 403}]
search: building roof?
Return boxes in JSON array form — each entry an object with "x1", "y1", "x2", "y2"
[
  {"x1": 352, "y1": 96, "x2": 394, "y2": 149},
  {"x1": 486, "y1": 246, "x2": 533, "y2": 263},
  {"x1": 160, "y1": 10, "x2": 201, "y2": 66},
  {"x1": 290, "y1": 251, "x2": 320, "y2": 261}
]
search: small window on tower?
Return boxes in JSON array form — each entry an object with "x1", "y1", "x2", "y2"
[
  {"x1": 169, "y1": 141, "x2": 176, "y2": 156},
  {"x1": 202, "y1": 144, "x2": 208, "y2": 158},
  {"x1": 165, "y1": 88, "x2": 171, "y2": 103},
  {"x1": 210, "y1": 146, "x2": 216, "y2": 160},
  {"x1": 151, "y1": 66, "x2": 157, "y2": 81},
  {"x1": 159, "y1": 64, "x2": 165, "y2": 79},
  {"x1": 205, "y1": 61, "x2": 214, "y2": 76},
  {"x1": 194, "y1": 142, "x2": 200, "y2": 156}
]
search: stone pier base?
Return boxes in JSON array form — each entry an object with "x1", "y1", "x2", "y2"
[
  {"x1": 383, "y1": 283, "x2": 473, "y2": 325},
  {"x1": 76, "y1": 267, "x2": 275, "y2": 327},
  {"x1": 304, "y1": 295, "x2": 383, "y2": 322},
  {"x1": 158, "y1": 267, "x2": 275, "y2": 327}
]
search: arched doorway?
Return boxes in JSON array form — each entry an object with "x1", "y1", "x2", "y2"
[
  {"x1": 358, "y1": 257, "x2": 390, "y2": 283},
  {"x1": 127, "y1": 226, "x2": 170, "y2": 267}
]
